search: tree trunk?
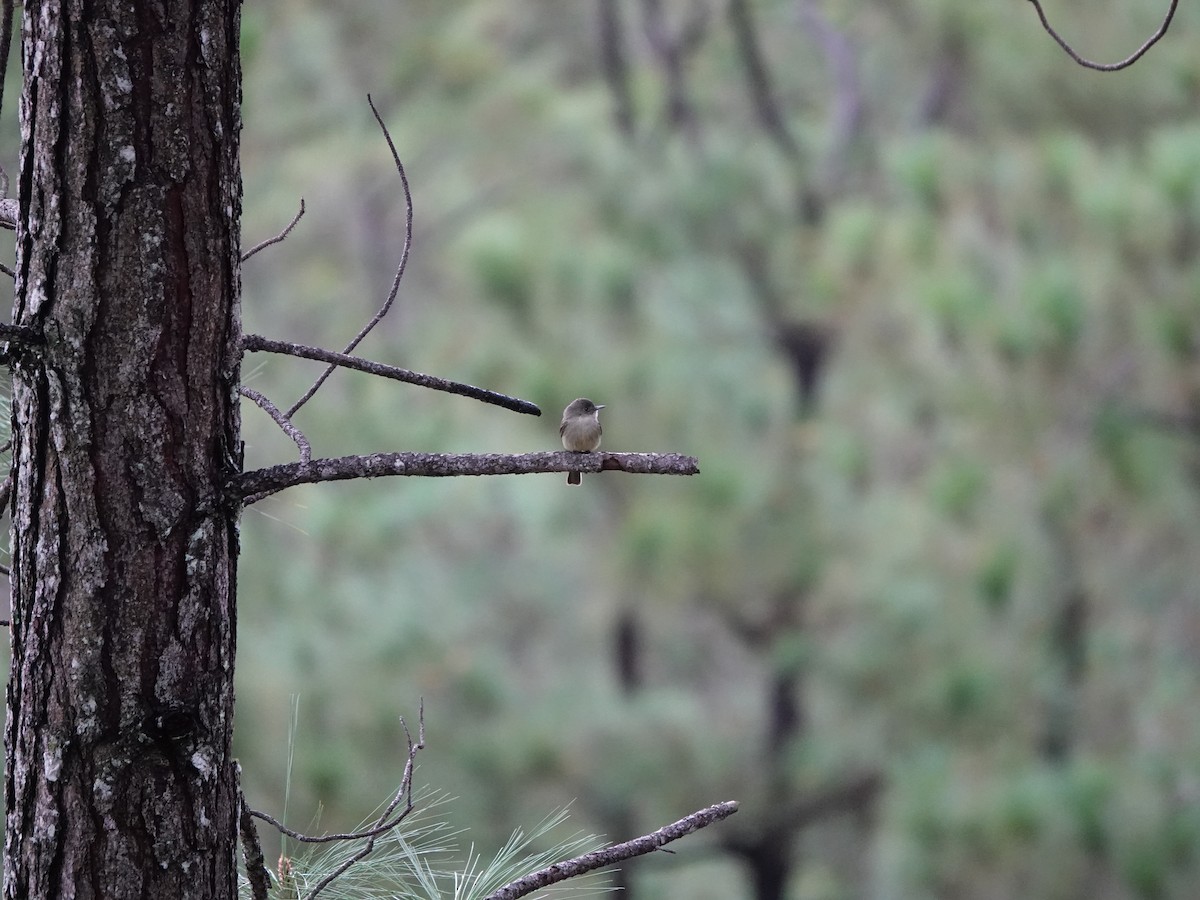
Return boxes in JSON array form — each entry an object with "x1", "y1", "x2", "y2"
[{"x1": 5, "y1": 1, "x2": 243, "y2": 896}]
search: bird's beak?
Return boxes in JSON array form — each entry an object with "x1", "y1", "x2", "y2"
[{"x1": 596, "y1": 405, "x2": 606, "y2": 410}]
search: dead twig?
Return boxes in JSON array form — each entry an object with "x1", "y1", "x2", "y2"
[
  {"x1": 483, "y1": 800, "x2": 739, "y2": 900},
  {"x1": 286, "y1": 95, "x2": 414, "y2": 419},
  {"x1": 236, "y1": 450, "x2": 701, "y2": 505},
  {"x1": 248, "y1": 706, "x2": 426, "y2": 900},
  {"x1": 242, "y1": 198, "x2": 305, "y2": 263},
  {"x1": 241, "y1": 333, "x2": 541, "y2": 417},
  {"x1": 239, "y1": 386, "x2": 312, "y2": 463},
  {"x1": 1025, "y1": 0, "x2": 1179, "y2": 71}
]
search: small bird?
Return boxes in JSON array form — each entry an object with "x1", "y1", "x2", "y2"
[{"x1": 560, "y1": 398, "x2": 605, "y2": 485}]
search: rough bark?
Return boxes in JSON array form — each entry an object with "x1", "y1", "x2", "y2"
[{"x1": 4, "y1": 1, "x2": 243, "y2": 897}]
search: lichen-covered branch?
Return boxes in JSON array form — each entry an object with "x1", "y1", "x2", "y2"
[{"x1": 236, "y1": 451, "x2": 700, "y2": 504}]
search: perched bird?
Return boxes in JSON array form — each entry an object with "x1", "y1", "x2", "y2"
[{"x1": 560, "y1": 398, "x2": 605, "y2": 485}]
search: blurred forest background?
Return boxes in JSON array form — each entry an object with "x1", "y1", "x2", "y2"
[{"x1": 10, "y1": 0, "x2": 1200, "y2": 898}]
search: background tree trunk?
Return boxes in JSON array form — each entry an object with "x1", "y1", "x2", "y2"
[{"x1": 4, "y1": 1, "x2": 243, "y2": 896}]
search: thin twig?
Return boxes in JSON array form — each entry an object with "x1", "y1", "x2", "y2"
[
  {"x1": 286, "y1": 95, "x2": 414, "y2": 419},
  {"x1": 242, "y1": 333, "x2": 541, "y2": 417},
  {"x1": 1025, "y1": 0, "x2": 1178, "y2": 71},
  {"x1": 247, "y1": 706, "x2": 426, "y2": 900},
  {"x1": 239, "y1": 386, "x2": 312, "y2": 463},
  {"x1": 303, "y1": 708, "x2": 425, "y2": 900},
  {"x1": 235, "y1": 450, "x2": 701, "y2": 505},
  {"x1": 249, "y1": 706, "x2": 425, "y2": 849},
  {"x1": 241, "y1": 198, "x2": 305, "y2": 262},
  {"x1": 483, "y1": 801, "x2": 739, "y2": 900}
]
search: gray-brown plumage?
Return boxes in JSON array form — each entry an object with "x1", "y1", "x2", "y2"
[{"x1": 560, "y1": 398, "x2": 604, "y2": 485}]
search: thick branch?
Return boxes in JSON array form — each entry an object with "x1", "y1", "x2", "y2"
[
  {"x1": 236, "y1": 451, "x2": 700, "y2": 504},
  {"x1": 484, "y1": 801, "x2": 739, "y2": 900},
  {"x1": 1026, "y1": 0, "x2": 1178, "y2": 71},
  {"x1": 241, "y1": 333, "x2": 541, "y2": 416}
]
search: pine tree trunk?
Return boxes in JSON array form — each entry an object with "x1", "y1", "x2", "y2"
[{"x1": 4, "y1": 1, "x2": 243, "y2": 896}]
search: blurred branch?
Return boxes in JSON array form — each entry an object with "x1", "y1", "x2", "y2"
[
  {"x1": 248, "y1": 708, "x2": 425, "y2": 900},
  {"x1": 597, "y1": 0, "x2": 636, "y2": 137},
  {"x1": 286, "y1": 95, "x2": 414, "y2": 419},
  {"x1": 241, "y1": 198, "x2": 305, "y2": 262},
  {"x1": 1124, "y1": 407, "x2": 1200, "y2": 436},
  {"x1": 0, "y1": 196, "x2": 16, "y2": 229},
  {"x1": 1026, "y1": 0, "x2": 1178, "y2": 71},
  {"x1": 241, "y1": 333, "x2": 542, "y2": 416},
  {"x1": 728, "y1": 0, "x2": 798, "y2": 159},
  {"x1": 483, "y1": 801, "x2": 739, "y2": 900},
  {"x1": 0, "y1": 0, "x2": 12, "y2": 160},
  {"x1": 916, "y1": 32, "x2": 966, "y2": 127},
  {"x1": 797, "y1": 0, "x2": 863, "y2": 202},
  {"x1": 239, "y1": 386, "x2": 312, "y2": 464},
  {"x1": 236, "y1": 451, "x2": 700, "y2": 505},
  {"x1": 640, "y1": 0, "x2": 709, "y2": 138}
]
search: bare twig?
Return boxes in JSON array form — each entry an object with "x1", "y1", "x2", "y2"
[
  {"x1": 483, "y1": 800, "x2": 738, "y2": 900},
  {"x1": 1026, "y1": 0, "x2": 1179, "y2": 71},
  {"x1": 240, "y1": 386, "x2": 312, "y2": 463},
  {"x1": 248, "y1": 707, "x2": 426, "y2": 900},
  {"x1": 242, "y1": 198, "x2": 305, "y2": 263},
  {"x1": 286, "y1": 95, "x2": 414, "y2": 419},
  {"x1": 249, "y1": 707, "x2": 425, "y2": 848},
  {"x1": 302, "y1": 710, "x2": 425, "y2": 900},
  {"x1": 236, "y1": 450, "x2": 701, "y2": 505},
  {"x1": 242, "y1": 333, "x2": 541, "y2": 416}
]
